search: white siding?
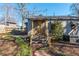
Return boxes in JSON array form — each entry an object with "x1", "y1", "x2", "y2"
[
  {"x1": 0, "y1": 25, "x2": 5, "y2": 33},
  {"x1": 0, "y1": 24, "x2": 17, "y2": 33}
]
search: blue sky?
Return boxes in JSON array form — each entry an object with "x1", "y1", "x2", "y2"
[
  {"x1": 27, "y1": 3, "x2": 72, "y2": 16},
  {"x1": 0, "y1": 3, "x2": 72, "y2": 26}
]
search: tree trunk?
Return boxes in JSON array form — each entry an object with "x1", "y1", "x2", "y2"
[{"x1": 21, "y1": 16, "x2": 25, "y2": 31}]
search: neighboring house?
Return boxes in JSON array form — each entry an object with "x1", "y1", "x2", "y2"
[
  {"x1": 26, "y1": 16, "x2": 79, "y2": 39},
  {"x1": 0, "y1": 17, "x2": 17, "y2": 33},
  {"x1": 0, "y1": 24, "x2": 6, "y2": 33}
]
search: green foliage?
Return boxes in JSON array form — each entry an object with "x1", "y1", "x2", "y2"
[
  {"x1": 15, "y1": 37, "x2": 31, "y2": 56},
  {"x1": 51, "y1": 21, "x2": 64, "y2": 41}
]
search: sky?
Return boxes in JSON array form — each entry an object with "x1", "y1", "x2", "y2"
[
  {"x1": 27, "y1": 3, "x2": 72, "y2": 16},
  {"x1": 0, "y1": 3, "x2": 72, "y2": 26}
]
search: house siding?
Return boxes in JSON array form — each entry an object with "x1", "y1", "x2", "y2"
[
  {"x1": 0, "y1": 25, "x2": 6, "y2": 33},
  {"x1": 0, "y1": 23, "x2": 17, "y2": 33},
  {"x1": 27, "y1": 16, "x2": 79, "y2": 36}
]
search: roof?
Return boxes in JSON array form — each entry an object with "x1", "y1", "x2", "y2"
[
  {"x1": 28, "y1": 16, "x2": 79, "y2": 21},
  {"x1": 0, "y1": 16, "x2": 17, "y2": 25}
]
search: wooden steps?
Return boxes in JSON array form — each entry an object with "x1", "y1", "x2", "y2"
[{"x1": 32, "y1": 34, "x2": 48, "y2": 47}]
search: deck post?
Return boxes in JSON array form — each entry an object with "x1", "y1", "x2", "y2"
[
  {"x1": 30, "y1": 20, "x2": 34, "y2": 46},
  {"x1": 46, "y1": 19, "x2": 52, "y2": 47},
  {"x1": 46, "y1": 20, "x2": 49, "y2": 41},
  {"x1": 30, "y1": 20, "x2": 34, "y2": 56}
]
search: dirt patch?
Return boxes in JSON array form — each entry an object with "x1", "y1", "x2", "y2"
[
  {"x1": 0, "y1": 39, "x2": 19, "y2": 56},
  {"x1": 33, "y1": 50, "x2": 50, "y2": 56},
  {"x1": 49, "y1": 42, "x2": 79, "y2": 56}
]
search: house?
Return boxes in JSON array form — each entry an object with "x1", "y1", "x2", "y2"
[
  {"x1": 0, "y1": 16, "x2": 17, "y2": 33},
  {"x1": 27, "y1": 16, "x2": 79, "y2": 42}
]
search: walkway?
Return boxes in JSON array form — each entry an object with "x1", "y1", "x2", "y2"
[{"x1": 33, "y1": 50, "x2": 50, "y2": 56}]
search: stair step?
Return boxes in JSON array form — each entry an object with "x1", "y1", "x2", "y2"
[{"x1": 32, "y1": 34, "x2": 48, "y2": 47}]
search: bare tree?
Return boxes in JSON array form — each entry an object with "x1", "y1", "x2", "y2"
[
  {"x1": 15, "y1": 3, "x2": 28, "y2": 31},
  {"x1": 70, "y1": 3, "x2": 79, "y2": 16},
  {"x1": 1, "y1": 4, "x2": 16, "y2": 25}
]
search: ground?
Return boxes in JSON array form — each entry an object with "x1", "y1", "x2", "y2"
[
  {"x1": 1, "y1": 34, "x2": 79, "y2": 56},
  {"x1": 0, "y1": 39, "x2": 19, "y2": 56},
  {"x1": 0, "y1": 34, "x2": 30, "y2": 56},
  {"x1": 50, "y1": 42, "x2": 79, "y2": 56},
  {"x1": 32, "y1": 42, "x2": 79, "y2": 56},
  {"x1": 33, "y1": 50, "x2": 50, "y2": 56}
]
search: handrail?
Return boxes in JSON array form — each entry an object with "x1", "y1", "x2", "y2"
[{"x1": 68, "y1": 28, "x2": 78, "y2": 35}]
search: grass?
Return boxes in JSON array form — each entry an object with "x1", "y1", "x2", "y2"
[{"x1": 15, "y1": 37, "x2": 31, "y2": 56}]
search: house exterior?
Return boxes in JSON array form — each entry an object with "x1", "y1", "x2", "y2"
[
  {"x1": 0, "y1": 24, "x2": 6, "y2": 33},
  {"x1": 0, "y1": 17, "x2": 17, "y2": 33},
  {"x1": 27, "y1": 16, "x2": 79, "y2": 40}
]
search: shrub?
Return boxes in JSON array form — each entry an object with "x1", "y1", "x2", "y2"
[
  {"x1": 51, "y1": 21, "x2": 64, "y2": 41},
  {"x1": 15, "y1": 37, "x2": 31, "y2": 56},
  {"x1": 11, "y1": 29, "x2": 27, "y2": 35},
  {"x1": 63, "y1": 35, "x2": 70, "y2": 42}
]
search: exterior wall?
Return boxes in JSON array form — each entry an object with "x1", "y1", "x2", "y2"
[
  {"x1": 64, "y1": 21, "x2": 71, "y2": 35},
  {"x1": 27, "y1": 18, "x2": 79, "y2": 36},
  {"x1": 0, "y1": 25, "x2": 6, "y2": 33},
  {"x1": 5, "y1": 23, "x2": 17, "y2": 33},
  {"x1": 63, "y1": 21, "x2": 79, "y2": 35},
  {"x1": 27, "y1": 19, "x2": 48, "y2": 37},
  {"x1": 8, "y1": 23, "x2": 17, "y2": 29},
  {"x1": 0, "y1": 24, "x2": 17, "y2": 33},
  {"x1": 49, "y1": 20, "x2": 79, "y2": 35}
]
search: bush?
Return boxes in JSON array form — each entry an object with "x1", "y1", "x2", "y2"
[
  {"x1": 63, "y1": 35, "x2": 70, "y2": 42},
  {"x1": 51, "y1": 21, "x2": 64, "y2": 41},
  {"x1": 11, "y1": 29, "x2": 27, "y2": 35},
  {"x1": 15, "y1": 37, "x2": 31, "y2": 56}
]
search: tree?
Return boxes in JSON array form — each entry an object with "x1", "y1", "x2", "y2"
[
  {"x1": 51, "y1": 21, "x2": 64, "y2": 41},
  {"x1": 70, "y1": 3, "x2": 79, "y2": 16},
  {"x1": 1, "y1": 4, "x2": 16, "y2": 25},
  {"x1": 15, "y1": 3, "x2": 28, "y2": 31}
]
